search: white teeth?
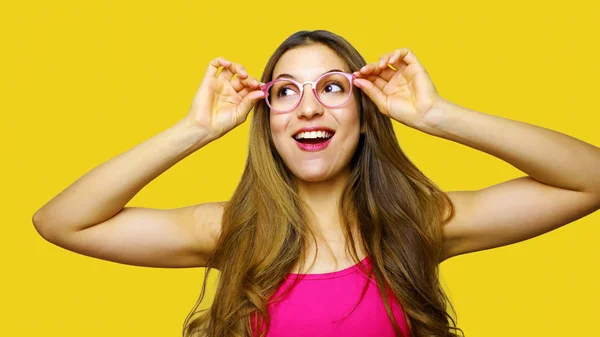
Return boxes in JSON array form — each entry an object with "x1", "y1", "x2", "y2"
[{"x1": 294, "y1": 130, "x2": 333, "y2": 139}]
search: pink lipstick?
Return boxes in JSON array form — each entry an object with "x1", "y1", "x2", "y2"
[{"x1": 295, "y1": 137, "x2": 332, "y2": 152}]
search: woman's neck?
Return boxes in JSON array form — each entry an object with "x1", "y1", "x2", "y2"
[{"x1": 296, "y1": 167, "x2": 351, "y2": 234}]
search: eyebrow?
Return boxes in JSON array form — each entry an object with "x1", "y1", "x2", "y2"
[{"x1": 274, "y1": 69, "x2": 344, "y2": 80}]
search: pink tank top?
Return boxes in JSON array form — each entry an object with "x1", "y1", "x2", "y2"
[{"x1": 251, "y1": 255, "x2": 411, "y2": 337}]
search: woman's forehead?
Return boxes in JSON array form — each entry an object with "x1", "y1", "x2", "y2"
[{"x1": 272, "y1": 44, "x2": 349, "y2": 81}]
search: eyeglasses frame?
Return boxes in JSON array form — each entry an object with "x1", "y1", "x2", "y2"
[{"x1": 260, "y1": 71, "x2": 357, "y2": 113}]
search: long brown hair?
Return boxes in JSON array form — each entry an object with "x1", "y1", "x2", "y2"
[{"x1": 183, "y1": 30, "x2": 463, "y2": 337}]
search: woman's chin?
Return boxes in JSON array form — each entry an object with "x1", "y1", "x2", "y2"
[
  {"x1": 296, "y1": 174, "x2": 329, "y2": 183},
  {"x1": 290, "y1": 166, "x2": 332, "y2": 183},
  {"x1": 290, "y1": 163, "x2": 350, "y2": 184}
]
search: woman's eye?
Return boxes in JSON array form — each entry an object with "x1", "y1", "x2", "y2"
[
  {"x1": 324, "y1": 83, "x2": 343, "y2": 93},
  {"x1": 278, "y1": 87, "x2": 298, "y2": 97}
]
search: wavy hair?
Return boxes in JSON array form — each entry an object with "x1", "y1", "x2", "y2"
[{"x1": 183, "y1": 30, "x2": 463, "y2": 337}]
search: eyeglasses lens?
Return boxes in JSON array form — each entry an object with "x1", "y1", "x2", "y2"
[{"x1": 267, "y1": 73, "x2": 352, "y2": 112}]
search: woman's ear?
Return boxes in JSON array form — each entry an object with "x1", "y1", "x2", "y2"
[{"x1": 360, "y1": 122, "x2": 366, "y2": 134}]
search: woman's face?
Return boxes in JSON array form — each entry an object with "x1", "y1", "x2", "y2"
[{"x1": 269, "y1": 44, "x2": 362, "y2": 183}]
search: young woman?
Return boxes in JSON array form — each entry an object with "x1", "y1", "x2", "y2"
[{"x1": 32, "y1": 30, "x2": 600, "y2": 337}]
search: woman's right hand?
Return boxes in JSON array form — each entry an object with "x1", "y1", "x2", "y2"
[{"x1": 184, "y1": 57, "x2": 265, "y2": 142}]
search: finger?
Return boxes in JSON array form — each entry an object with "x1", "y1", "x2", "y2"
[
  {"x1": 363, "y1": 62, "x2": 392, "y2": 78},
  {"x1": 391, "y1": 61, "x2": 407, "y2": 74},
  {"x1": 218, "y1": 67, "x2": 235, "y2": 81},
  {"x1": 237, "y1": 78, "x2": 265, "y2": 98},
  {"x1": 232, "y1": 76, "x2": 260, "y2": 92},
  {"x1": 237, "y1": 86, "x2": 252, "y2": 98},
  {"x1": 378, "y1": 52, "x2": 394, "y2": 68},
  {"x1": 356, "y1": 67, "x2": 403, "y2": 87},
  {"x1": 219, "y1": 60, "x2": 251, "y2": 83},
  {"x1": 242, "y1": 75, "x2": 261, "y2": 89},
  {"x1": 353, "y1": 78, "x2": 388, "y2": 113},
  {"x1": 358, "y1": 63, "x2": 381, "y2": 76},
  {"x1": 236, "y1": 90, "x2": 266, "y2": 119},
  {"x1": 206, "y1": 57, "x2": 232, "y2": 78},
  {"x1": 230, "y1": 75, "x2": 244, "y2": 92},
  {"x1": 375, "y1": 49, "x2": 420, "y2": 75},
  {"x1": 389, "y1": 48, "x2": 420, "y2": 67},
  {"x1": 234, "y1": 76, "x2": 261, "y2": 94},
  {"x1": 362, "y1": 74, "x2": 388, "y2": 91},
  {"x1": 223, "y1": 62, "x2": 249, "y2": 81},
  {"x1": 376, "y1": 66, "x2": 397, "y2": 82}
]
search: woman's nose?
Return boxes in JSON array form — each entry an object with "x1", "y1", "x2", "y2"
[{"x1": 296, "y1": 86, "x2": 324, "y2": 119}]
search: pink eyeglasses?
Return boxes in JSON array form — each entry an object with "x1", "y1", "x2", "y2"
[{"x1": 260, "y1": 71, "x2": 357, "y2": 113}]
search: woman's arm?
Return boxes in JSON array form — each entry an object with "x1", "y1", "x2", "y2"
[
  {"x1": 32, "y1": 57, "x2": 264, "y2": 268},
  {"x1": 420, "y1": 99, "x2": 600, "y2": 261},
  {"x1": 32, "y1": 118, "x2": 224, "y2": 268},
  {"x1": 353, "y1": 48, "x2": 600, "y2": 262},
  {"x1": 33, "y1": 118, "x2": 208, "y2": 235}
]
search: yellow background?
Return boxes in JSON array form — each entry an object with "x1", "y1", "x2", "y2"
[{"x1": 2, "y1": 1, "x2": 599, "y2": 336}]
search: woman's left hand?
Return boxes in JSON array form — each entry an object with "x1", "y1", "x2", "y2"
[{"x1": 353, "y1": 48, "x2": 443, "y2": 130}]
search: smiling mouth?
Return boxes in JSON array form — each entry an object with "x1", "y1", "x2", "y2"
[
  {"x1": 293, "y1": 130, "x2": 335, "y2": 144},
  {"x1": 292, "y1": 131, "x2": 335, "y2": 152},
  {"x1": 295, "y1": 137, "x2": 331, "y2": 144}
]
